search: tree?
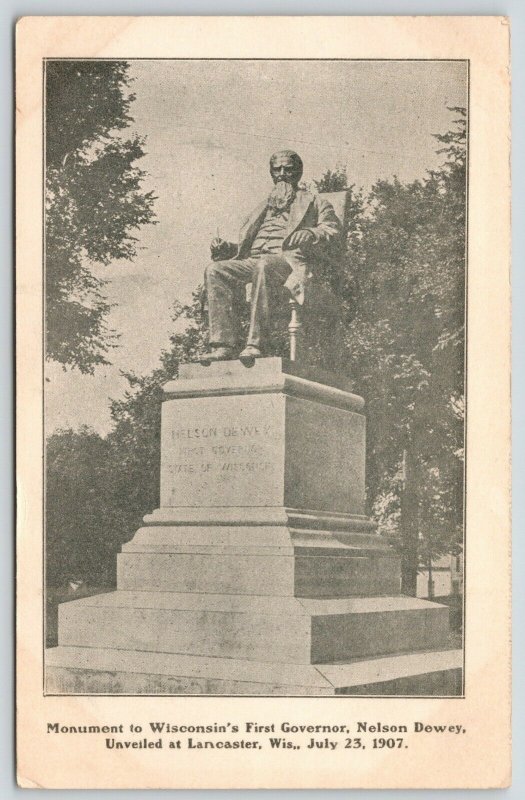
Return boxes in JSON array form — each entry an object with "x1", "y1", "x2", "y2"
[
  {"x1": 343, "y1": 108, "x2": 466, "y2": 593},
  {"x1": 46, "y1": 427, "x2": 122, "y2": 586},
  {"x1": 45, "y1": 61, "x2": 156, "y2": 373},
  {"x1": 45, "y1": 296, "x2": 210, "y2": 589}
]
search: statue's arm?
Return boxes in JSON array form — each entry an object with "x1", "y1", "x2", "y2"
[{"x1": 210, "y1": 239, "x2": 238, "y2": 261}]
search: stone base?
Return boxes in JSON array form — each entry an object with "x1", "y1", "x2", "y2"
[
  {"x1": 46, "y1": 646, "x2": 463, "y2": 696},
  {"x1": 118, "y1": 523, "x2": 400, "y2": 598},
  {"x1": 45, "y1": 359, "x2": 463, "y2": 697},
  {"x1": 53, "y1": 590, "x2": 451, "y2": 665}
]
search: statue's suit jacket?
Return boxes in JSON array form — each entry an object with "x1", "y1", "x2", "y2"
[{"x1": 222, "y1": 189, "x2": 342, "y2": 303}]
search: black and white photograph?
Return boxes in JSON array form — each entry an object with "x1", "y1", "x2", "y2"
[
  {"x1": 15, "y1": 14, "x2": 512, "y2": 791},
  {"x1": 43, "y1": 57, "x2": 467, "y2": 697}
]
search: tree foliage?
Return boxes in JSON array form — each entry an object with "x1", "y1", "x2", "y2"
[
  {"x1": 45, "y1": 61, "x2": 156, "y2": 373},
  {"x1": 46, "y1": 427, "x2": 127, "y2": 586},
  {"x1": 344, "y1": 108, "x2": 466, "y2": 590}
]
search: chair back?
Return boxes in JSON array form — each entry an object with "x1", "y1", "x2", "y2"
[{"x1": 320, "y1": 189, "x2": 352, "y2": 234}]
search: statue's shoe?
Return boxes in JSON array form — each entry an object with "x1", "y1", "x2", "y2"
[
  {"x1": 199, "y1": 346, "x2": 235, "y2": 365},
  {"x1": 238, "y1": 345, "x2": 262, "y2": 364}
]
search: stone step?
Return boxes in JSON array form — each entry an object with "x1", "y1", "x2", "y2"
[
  {"x1": 320, "y1": 650, "x2": 463, "y2": 696},
  {"x1": 45, "y1": 646, "x2": 463, "y2": 696},
  {"x1": 296, "y1": 552, "x2": 400, "y2": 597},
  {"x1": 117, "y1": 549, "x2": 400, "y2": 597},
  {"x1": 57, "y1": 591, "x2": 450, "y2": 665}
]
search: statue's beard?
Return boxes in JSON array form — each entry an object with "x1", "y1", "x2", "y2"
[{"x1": 267, "y1": 180, "x2": 296, "y2": 212}]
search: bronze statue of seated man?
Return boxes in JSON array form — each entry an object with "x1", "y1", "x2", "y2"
[{"x1": 201, "y1": 149, "x2": 342, "y2": 363}]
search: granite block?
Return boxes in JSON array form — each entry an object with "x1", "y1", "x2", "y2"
[
  {"x1": 117, "y1": 552, "x2": 296, "y2": 596},
  {"x1": 158, "y1": 358, "x2": 366, "y2": 516},
  {"x1": 117, "y1": 550, "x2": 399, "y2": 598},
  {"x1": 58, "y1": 594, "x2": 313, "y2": 664},
  {"x1": 57, "y1": 592, "x2": 450, "y2": 664}
]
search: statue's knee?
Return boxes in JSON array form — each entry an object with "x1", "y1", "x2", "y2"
[{"x1": 253, "y1": 256, "x2": 270, "y2": 275}]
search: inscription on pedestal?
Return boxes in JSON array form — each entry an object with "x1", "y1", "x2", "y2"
[{"x1": 160, "y1": 395, "x2": 285, "y2": 507}]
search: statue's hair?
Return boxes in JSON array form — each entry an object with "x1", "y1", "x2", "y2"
[{"x1": 269, "y1": 150, "x2": 304, "y2": 180}]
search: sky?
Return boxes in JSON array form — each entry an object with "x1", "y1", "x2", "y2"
[{"x1": 45, "y1": 59, "x2": 467, "y2": 435}]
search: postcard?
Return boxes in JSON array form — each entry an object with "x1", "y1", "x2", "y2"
[{"x1": 16, "y1": 16, "x2": 511, "y2": 789}]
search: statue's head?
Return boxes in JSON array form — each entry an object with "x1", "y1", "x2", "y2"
[{"x1": 269, "y1": 150, "x2": 303, "y2": 188}]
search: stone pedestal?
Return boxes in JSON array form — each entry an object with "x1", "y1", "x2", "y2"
[{"x1": 46, "y1": 358, "x2": 462, "y2": 696}]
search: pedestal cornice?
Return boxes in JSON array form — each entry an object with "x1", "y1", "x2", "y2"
[{"x1": 163, "y1": 357, "x2": 364, "y2": 413}]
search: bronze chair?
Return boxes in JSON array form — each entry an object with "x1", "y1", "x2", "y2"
[{"x1": 291, "y1": 188, "x2": 350, "y2": 361}]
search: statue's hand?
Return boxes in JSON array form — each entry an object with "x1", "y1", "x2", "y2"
[
  {"x1": 210, "y1": 237, "x2": 229, "y2": 260},
  {"x1": 287, "y1": 229, "x2": 315, "y2": 248}
]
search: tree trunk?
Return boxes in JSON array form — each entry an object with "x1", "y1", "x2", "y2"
[
  {"x1": 400, "y1": 445, "x2": 420, "y2": 596},
  {"x1": 427, "y1": 556, "x2": 434, "y2": 599}
]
